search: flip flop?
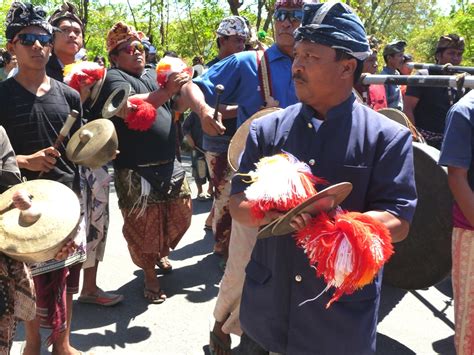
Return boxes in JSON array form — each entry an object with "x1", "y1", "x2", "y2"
[
  {"x1": 144, "y1": 287, "x2": 167, "y2": 304},
  {"x1": 209, "y1": 330, "x2": 231, "y2": 355},
  {"x1": 77, "y1": 289, "x2": 124, "y2": 306}
]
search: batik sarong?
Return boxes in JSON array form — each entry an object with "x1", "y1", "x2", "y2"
[
  {"x1": 82, "y1": 166, "x2": 111, "y2": 269},
  {"x1": 205, "y1": 151, "x2": 233, "y2": 257},
  {"x1": 114, "y1": 168, "x2": 192, "y2": 269},
  {"x1": 0, "y1": 254, "x2": 35, "y2": 353},
  {"x1": 452, "y1": 227, "x2": 474, "y2": 355}
]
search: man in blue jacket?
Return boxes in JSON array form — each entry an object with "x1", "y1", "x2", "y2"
[{"x1": 230, "y1": 2, "x2": 417, "y2": 354}]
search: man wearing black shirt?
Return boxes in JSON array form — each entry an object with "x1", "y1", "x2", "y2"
[
  {"x1": 1, "y1": 3, "x2": 84, "y2": 354},
  {"x1": 404, "y1": 34, "x2": 465, "y2": 149}
]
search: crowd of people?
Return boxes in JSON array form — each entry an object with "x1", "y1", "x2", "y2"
[{"x1": 0, "y1": 0, "x2": 472, "y2": 354}]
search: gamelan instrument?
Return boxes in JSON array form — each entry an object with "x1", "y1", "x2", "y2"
[
  {"x1": 378, "y1": 108, "x2": 425, "y2": 143},
  {"x1": 360, "y1": 74, "x2": 474, "y2": 89},
  {"x1": 407, "y1": 62, "x2": 474, "y2": 75},
  {"x1": 66, "y1": 119, "x2": 118, "y2": 169},
  {"x1": 383, "y1": 142, "x2": 453, "y2": 289},
  {"x1": 88, "y1": 69, "x2": 131, "y2": 119},
  {"x1": 257, "y1": 182, "x2": 353, "y2": 239},
  {"x1": 228, "y1": 107, "x2": 282, "y2": 172},
  {"x1": 0, "y1": 180, "x2": 81, "y2": 263}
]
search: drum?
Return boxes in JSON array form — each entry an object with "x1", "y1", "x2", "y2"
[
  {"x1": 228, "y1": 107, "x2": 282, "y2": 172},
  {"x1": 378, "y1": 108, "x2": 426, "y2": 143}
]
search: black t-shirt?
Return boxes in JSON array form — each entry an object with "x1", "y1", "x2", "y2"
[
  {"x1": 84, "y1": 68, "x2": 176, "y2": 169},
  {"x1": 0, "y1": 78, "x2": 82, "y2": 191},
  {"x1": 46, "y1": 53, "x2": 64, "y2": 82},
  {"x1": 406, "y1": 68, "x2": 460, "y2": 134}
]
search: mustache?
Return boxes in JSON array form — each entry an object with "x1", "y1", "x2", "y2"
[{"x1": 292, "y1": 72, "x2": 307, "y2": 82}]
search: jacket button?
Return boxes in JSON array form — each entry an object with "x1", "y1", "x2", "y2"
[
  {"x1": 308, "y1": 159, "x2": 315, "y2": 166},
  {"x1": 295, "y1": 275, "x2": 302, "y2": 283},
  {"x1": 307, "y1": 122, "x2": 313, "y2": 129}
]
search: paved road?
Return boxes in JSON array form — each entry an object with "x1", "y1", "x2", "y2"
[{"x1": 12, "y1": 156, "x2": 455, "y2": 354}]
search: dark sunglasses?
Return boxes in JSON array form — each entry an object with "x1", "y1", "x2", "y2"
[
  {"x1": 119, "y1": 42, "x2": 145, "y2": 55},
  {"x1": 273, "y1": 9, "x2": 303, "y2": 23},
  {"x1": 14, "y1": 33, "x2": 53, "y2": 46}
]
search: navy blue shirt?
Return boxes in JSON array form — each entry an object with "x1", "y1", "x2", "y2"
[
  {"x1": 381, "y1": 66, "x2": 403, "y2": 111},
  {"x1": 232, "y1": 95, "x2": 417, "y2": 354}
]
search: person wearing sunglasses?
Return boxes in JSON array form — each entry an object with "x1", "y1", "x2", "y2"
[
  {"x1": 188, "y1": 1, "x2": 302, "y2": 354},
  {"x1": 0, "y1": 2, "x2": 86, "y2": 354},
  {"x1": 83, "y1": 21, "x2": 219, "y2": 306}
]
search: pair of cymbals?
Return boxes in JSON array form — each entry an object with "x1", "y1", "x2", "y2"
[
  {"x1": 257, "y1": 182, "x2": 353, "y2": 239},
  {"x1": 0, "y1": 180, "x2": 80, "y2": 263}
]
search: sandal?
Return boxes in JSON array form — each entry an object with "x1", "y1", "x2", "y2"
[
  {"x1": 209, "y1": 330, "x2": 231, "y2": 355},
  {"x1": 144, "y1": 287, "x2": 167, "y2": 304},
  {"x1": 77, "y1": 288, "x2": 124, "y2": 306},
  {"x1": 156, "y1": 256, "x2": 173, "y2": 273}
]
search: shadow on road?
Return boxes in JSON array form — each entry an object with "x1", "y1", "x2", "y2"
[
  {"x1": 378, "y1": 283, "x2": 408, "y2": 323},
  {"x1": 376, "y1": 333, "x2": 416, "y2": 354}
]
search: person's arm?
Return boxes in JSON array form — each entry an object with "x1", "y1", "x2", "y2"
[
  {"x1": 16, "y1": 147, "x2": 61, "y2": 172},
  {"x1": 403, "y1": 95, "x2": 419, "y2": 125},
  {"x1": 230, "y1": 192, "x2": 284, "y2": 227},
  {"x1": 185, "y1": 134, "x2": 196, "y2": 149},
  {"x1": 448, "y1": 166, "x2": 474, "y2": 226},
  {"x1": 178, "y1": 81, "x2": 225, "y2": 136},
  {"x1": 290, "y1": 210, "x2": 410, "y2": 242}
]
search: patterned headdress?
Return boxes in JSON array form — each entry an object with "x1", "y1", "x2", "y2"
[
  {"x1": 216, "y1": 16, "x2": 249, "y2": 38},
  {"x1": 5, "y1": 2, "x2": 53, "y2": 41},
  {"x1": 106, "y1": 22, "x2": 144, "y2": 53},
  {"x1": 49, "y1": 1, "x2": 83, "y2": 31},
  {"x1": 275, "y1": 0, "x2": 305, "y2": 9},
  {"x1": 295, "y1": 1, "x2": 371, "y2": 61},
  {"x1": 436, "y1": 34, "x2": 465, "y2": 53}
]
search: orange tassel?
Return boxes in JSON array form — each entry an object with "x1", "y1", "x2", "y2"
[{"x1": 295, "y1": 211, "x2": 393, "y2": 308}]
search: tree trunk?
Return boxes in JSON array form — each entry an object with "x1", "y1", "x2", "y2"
[{"x1": 227, "y1": 0, "x2": 242, "y2": 15}]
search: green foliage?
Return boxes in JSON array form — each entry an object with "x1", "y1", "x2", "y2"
[
  {"x1": 406, "y1": 3, "x2": 474, "y2": 66},
  {"x1": 0, "y1": 0, "x2": 471, "y2": 68}
]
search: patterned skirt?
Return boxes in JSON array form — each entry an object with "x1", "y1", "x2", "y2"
[{"x1": 114, "y1": 168, "x2": 192, "y2": 269}]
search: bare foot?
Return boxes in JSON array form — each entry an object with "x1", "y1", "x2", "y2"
[{"x1": 143, "y1": 269, "x2": 166, "y2": 304}]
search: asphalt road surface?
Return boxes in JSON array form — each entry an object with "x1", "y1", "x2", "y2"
[{"x1": 12, "y1": 156, "x2": 455, "y2": 354}]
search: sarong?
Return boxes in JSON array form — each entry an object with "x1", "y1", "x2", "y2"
[
  {"x1": 0, "y1": 254, "x2": 35, "y2": 353},
  {"x1": 82, "y1": 166, "x2": 111, "y2": 269},
  {"x1": 452, "y1": 227, "x2": 474, "y2": 355},
  {"x1": 115, "y1": 168, "x2": 192, "y2": 269},
  {"x1": 205, "y1": 151, "x2": 233, "y2": 257}
]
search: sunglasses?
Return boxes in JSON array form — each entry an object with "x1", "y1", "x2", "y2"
[
  {"x1": 14, "y1": 33, "x2": 53, "y2": 46},
  {"x1": 273, "y1": 9, "x2": 303, "y2": 23},
  {"x1": 118, "y1": 42, "x2": 145, "y2": 55}
]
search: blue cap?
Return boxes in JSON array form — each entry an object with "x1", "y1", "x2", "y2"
[{"x1": 294, "y1": 1, "x2": 370, "y2": 61}]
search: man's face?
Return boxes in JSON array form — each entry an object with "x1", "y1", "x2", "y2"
[
  {"x1": 8, "y1": 26, "x2": 52, "y2": 71},
  {"x1": 274, "y1": 7, "x2": 301, "y2": 49},
  {"x1": 363, "y1": 53, "x2": 378, "y2": 74},
  {"x1": 387, "y1": 52, "x2": 404, "y2": 70},
  {"x1": 292, "y1": 41, "x2": 349, "y2": 106},
  {"x1": 220, "y1": 35, "x2": 246, "y2": 55},
  {"x1": 111, "y1": 39, "x2": 145, "y2": 75},
  {"x1": 54, "y1": 19, "x2": 83, "y2": 57},
  {"x1": 436, "y1": 48, "x2": 463, "y2": 66}
]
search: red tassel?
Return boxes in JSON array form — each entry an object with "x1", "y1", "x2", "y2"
[
  {"x1": 294, "y1": 211, "x2": 393, "y2": 308},
  {"x1": 125, "y1": 97, "x2": 157, "y2": 131},
  {"x1": 68, "y1": 67, "x2": 105, "y2": 93}
]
